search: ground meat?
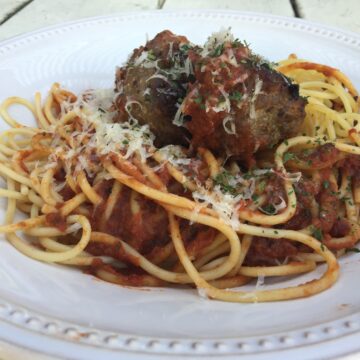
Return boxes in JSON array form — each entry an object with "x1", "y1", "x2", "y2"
[
  {"x1": 114, "y1": 30, "x2": 306, "y2": 162},
  {"x1": 245, "y1": 237, "x2": 298, "y2": 266},
  {"x1": 184, "y1": 41, "x2": 306, "y2": 162},
  {"x1": 293, "y1": 143, "x2": 343, "y2": 169},
  {"x1": 91, "y1": 182, "x2": 170, "y2": 255},
  {"x1": 330, "y1": 218, "x2": 351, "y2": 238},
  {"x1": 282, "y1": 207, "x2": 312, "y2": 230},
  {"x1": 337, "y1": 154, "x2": 360, "y2": 177},
  {"x1": 114, "y1": 30, "x2": 192, "y2": 147}
]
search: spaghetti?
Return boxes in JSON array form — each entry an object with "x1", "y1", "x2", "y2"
[{"x1": 0, "y1": 54, "x2": 359, "y2": 303}]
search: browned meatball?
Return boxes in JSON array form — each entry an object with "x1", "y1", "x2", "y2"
[
  {"x1": 182, "y1": 37, "x2": 306, "y2": 163},
  {"x1": 114, "y1": 30, "x2": 306, "y2": 161},
  {"x1": 114, "y1": 30, "x2": 192, "y2": 146}
]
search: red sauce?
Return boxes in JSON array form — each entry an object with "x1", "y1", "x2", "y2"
[
  {"x1": 186, "y1": 228, "x2": 216, "y2": 256},
  {"x1": 17, "y1": 149, "x2": 35, "y2": 173},
  {"x1": 45, "y1": 212, "x2": 67, "y2": 232},
  {"x1": 245, "y1": 237, "x2": 298, "y2": 266},
  {"x1": 90, "y1": 182, "x2": 170, "y2": 255},
  {"x1": 297, "y1": 143, "x2": 342, "y2": 169},
  {"x1": 330, "y1": 219, "x2": 351, "y2": 238},
  {"x1": 87, "y1": 263, "x2": 163, "y2": 287},
  {"x1": 59, "y1": 185, "x2": 76, "y2": 201}
]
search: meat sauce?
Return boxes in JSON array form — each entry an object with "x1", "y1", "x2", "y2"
[
  {"x1": 90, "y1": 180, "x2": 170, "y2": 255},
  {"x1": 44, "y1": 141, "x2": 357, "y2": 267},
  {"x1": 245, "y1": 144, "x2": 356, "y2": 264}
]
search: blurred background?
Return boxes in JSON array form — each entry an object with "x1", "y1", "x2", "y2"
[{"x1": 0, "y1": 0, "x2": 359, "y2": 41}]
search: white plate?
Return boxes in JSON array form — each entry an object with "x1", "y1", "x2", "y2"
[{"x1": 1, "y1": 9, "x2": 360, "y2": 360}]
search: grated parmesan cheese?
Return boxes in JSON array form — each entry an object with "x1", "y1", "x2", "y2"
[
  {"x1": 222, "y1": 115, "x2": 236, "y2": 135},
  {"x1": 158, "y1": 145, "x2": 191, "y2": 166},
  {"x1": 192, "y1": 186, "x2": 243, "y2": 231},
  {"x1": 255, "y1": 275, "x2": 265, "y2": 290},
  {"x1": 96, "y1": 121, "x2": 155, "y2": 162},
  {"x1": 173, "y1": 103, "x2": 185, "y2": 127},
  {"x1": 249, "y1": 76, "x2": 263, "y2": 120},
  {"x1": 202, "y1": 27, "x2": 234, "y2": 57}
]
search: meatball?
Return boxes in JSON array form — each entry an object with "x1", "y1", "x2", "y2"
[
  {"x1": 182, "y1": 34, "x2": 306, "y2": 162},
  {"x1": 114, "y1": 30, "x2": 192, "y2": 146},
  {"x1": 114, "y1": 30, "x2": 306, "y2": 160}
]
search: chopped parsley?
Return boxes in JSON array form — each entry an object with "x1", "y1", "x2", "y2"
[
  {"x1": 180, "y1": 44, "x2": 192, "y2": 53},
  {"x1": 341, "y1": 196, "x2": 353, "y2": 205},
  {"x1": 323, "y1": 180, "x2": 330, "y2": 189},
  {"x1": 213, "y1": 171, "x2": 237, "y2": 195},
  {"x1": 301, "y1": 149, "x2": 313, "y2": 156},
  {"x1": 301, "y1": 95, "x2": 309, "y2": 102},
  {"x1": 194, "y1": 95, "x2": 206, "y2": 109},
  {"x1": 231, "y1": 38, "x2": 251, "y2": 49},
  {"x1": 194, "y1": 96, "x2": 203, "y2": 104},
  {"x1": 260, "y1": 203, "x2": 276, "y2": 215},
  {"x1": 258, "y1": 180, "x2": 266, "y2": 193},
  {"x1": 283, "y1": 152, "x2": 296, "y2": 163},
  {"x1": 218, "y1": 95, "x2": 225, "y2": 104},
  {"x1": 314, "y1": 138, "x2": 323, "y2": 146},
  {"x1": 229, "y1": 91, "x2": 242, "y2": 102},
  {"x1": 147, "y1": 50, "x2": 156, "y2": 61},
  {"x1": 261, "y1": 61, "x2": 278, "y2": 71},
  {"x1": 311, "y1": 226, "x2": 323, "y2": 241},
  {"x1": 345, "y1": 248, "x2": 360, "y2": 253},
  {"x1": 211, "y1": 43, "x2": 224, "y2": 57}
]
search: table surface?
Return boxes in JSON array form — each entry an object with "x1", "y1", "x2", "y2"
[{"x1": 0, "y1": 0, "x2": 360, "y2": 42}]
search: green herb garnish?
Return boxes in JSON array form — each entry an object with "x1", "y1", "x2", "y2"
[
  {"x1": 213, "y1": 171, "x2": 237, "y2": 195},
  {"x1": 260, "y1": 203, "x2": 276, "y2": 215},
  {"x1": 283, "y1": 152, "x2": 296, "y2": 163},
  {"x1": 180, "y1": 44, "x2": 191, "y2": 52},
  {"x1": 312, "y1": 227, "x2": 323, "y2": 241},
  {"x1": 346, "y1": 248, "x2": 360, "y2": 253},
  {"x1": 229, "y1": 91, "x2": 242, "y2": 102},
  {"x1": 211, "y1": 43, "x2": 224, "y2": 57},
  {"x1": 147, "y1": 50, "x2": 156, "y2": 61}
]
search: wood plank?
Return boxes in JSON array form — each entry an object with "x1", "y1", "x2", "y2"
[
  {"x1": 0, "y1": 0, "x2": 30, "y2": 24},
  {"x1": 0, "y1": 0, "x2": 158, "y2": 41},
  {"x1": 297, "y1": 0, "x2": 360, "y2": 33},
  {"x1": 163, "y1": 0, "x2": 294, "y2": 16}
]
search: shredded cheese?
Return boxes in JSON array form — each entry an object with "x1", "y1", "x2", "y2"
[
  {"x1": 202, "y1": 27, "x2": 234, "y2": 57},
  {"x1": 158, "y1": 145, "x2": 191, "y2": 166},
  {"x1": 222, "y1": 115, "x2": 236, "y2": 135},
  {"x1": 192, "y1": 187, "x2": 243, "y2": 230},
  {"x1": 249, "y1": 76, "x2": 263, "y2": 120}
]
